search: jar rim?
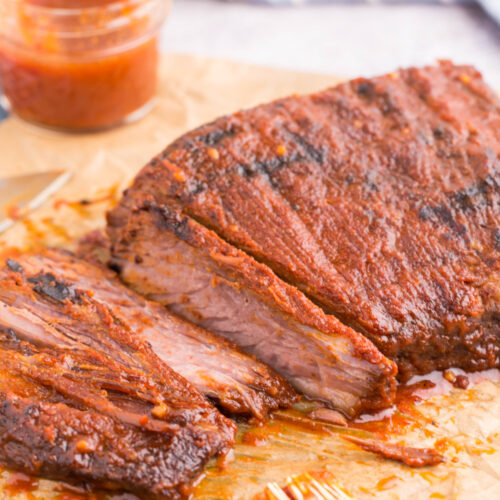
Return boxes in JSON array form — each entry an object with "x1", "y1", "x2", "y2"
[
  {"x1": 0, "y1": 0, "x2": 169, "y2": 43},
  {"x1": 1, "y1": 0, "x2": 159, "y2": 16},
  {"x1": 0, "y1": 0, "x2": 169, "y2": 58}
]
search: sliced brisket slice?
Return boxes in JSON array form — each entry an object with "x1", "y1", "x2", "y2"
[
  {"x1": 0, "y1": 255, "x2": 235, "y2": 499},
  {"x1": 107, "y1": 202, "x2": 397, "y2": 418},
  {"x1": 6, "y1": 250, "x2": 296, "y2": 419},
  {"x1": 108, "y1": 60, "x2": 500, "y2": 384}
]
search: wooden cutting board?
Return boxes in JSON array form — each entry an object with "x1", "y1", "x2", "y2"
[{"x1": 0, "y1": 53, "x2": 499, "y2": 500}]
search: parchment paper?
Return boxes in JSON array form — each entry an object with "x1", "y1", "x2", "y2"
[{"x1": 0, "y1": 53, "x2": 499, "y2": 500}]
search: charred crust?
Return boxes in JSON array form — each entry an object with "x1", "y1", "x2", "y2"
[
  {"x1": 27, "y1": 273, "x2": 82, "y2": 304},
  {"x1": 432, "y1": 126, "x2": 450, "y2": 141},
  {"x1": 187, "y1": 179, "x2": 205, "y2": 195},
  {"x1": 363, "y1": 172, "x2": 379, "y2": 192},
  {"x1": 355, "y1": 80, "x2": 376, "y2": 99},
  {"x1": 236, "y1": 163, "x2": 256, "y2": 178},
  {"x1": 452, "y1": 175, "x2": 495, "y2": 212},
  {"x1": 236, "y1": 153, "x2": 304, "y2": 189},
  {"x1": 108, "y1": 260, "x2": 122, "y2": 274},
  {"x1": 418, "y1": 204, "x2": 466, "y2": 236},
  {"x1": 379, "y1": 92, "x2": 399, "y2": 115},
  {"x1": 6, "y1": 259, "x2": 23, "y2": 273},
  {"x1": 435, "y1": 205, "x2": 457, "y2": 230},
  {"x1": 284, "y1": 130, "x2": 326, "y2": 164},
  {"x1": 344, "y1": 174, "x2": 354, "y2": 185},
  {"x1": 196, "y1": 125, "x2": 237, "y2": 146},
  {"x1": 494, "y1": 230, "x2": 500, "y2": 250},
  {"x1": 418, "y1": 205, "x2": 433, "y2": 221},
  {"x1": 141, "y1": 201, "x2": 190, "y2": 240}
]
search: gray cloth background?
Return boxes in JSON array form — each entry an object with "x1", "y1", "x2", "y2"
[{"x1": 237, "y1": 0, "x2": 500, "y2": 27}]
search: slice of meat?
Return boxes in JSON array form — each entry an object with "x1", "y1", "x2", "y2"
[
  {"x1": 107, "y1": 202, "x2": 397, "y2": 418},
  {"x1": 308, "y1": 408, "x2": 348, "y2": 427},
  {"x1": 0, "y1": 256, "x2": 235, "y2": 499},
  {"x1": 4, "y1": 250, "x2": 296, "y2": 419},
  {"x1": 108, "y1": 60, "x2": 500, "y2": 383},
  {"x1": 341, "y1": 436, "x2": 445, "y2": 467}
]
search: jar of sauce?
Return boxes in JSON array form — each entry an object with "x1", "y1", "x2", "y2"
[{"x1": 0, "y1": 0, "x2": 169, "y2": 131}]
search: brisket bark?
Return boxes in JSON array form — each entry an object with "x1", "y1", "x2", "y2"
[
  {"x1": 0, "y1": 252, "x2": 236, "y2": 498},
  {"x1": 108, "y1": 61, "x2": 499, "y2": 405}
]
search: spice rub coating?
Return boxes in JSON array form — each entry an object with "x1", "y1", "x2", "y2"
[{"x1": 110, "y1": 61, "x2": 500, "y2": 381}]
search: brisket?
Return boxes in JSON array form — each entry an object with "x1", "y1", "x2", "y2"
[
  {"x1": 107, "y1": 203, "x2": 397, "y2": 417},
  {"x1": 4, "y1": 250, "x2": 296, "y2": 419},
  {"x1": 108, "y1": 61, "x2": 499, "y2": 409},
  {"x1": 0, "y1": 253, "x2": 236, "y2": 498}
]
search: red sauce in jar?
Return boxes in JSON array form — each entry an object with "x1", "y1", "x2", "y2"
[{"x1": 0, "y1": 0, "x2": 168, "y2": 130}]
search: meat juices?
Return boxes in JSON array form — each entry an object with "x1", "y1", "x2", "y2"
[{"x1": 108, "y1": 61, "x2": 499, "y2": 415}]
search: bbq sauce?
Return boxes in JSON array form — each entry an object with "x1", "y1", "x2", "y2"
[
  {"x1": 0, "y1": 0, "x2": 169, "y2": 131},
  {"x1": 4, "y1": 472, "x2": 38, "y2": 497}
]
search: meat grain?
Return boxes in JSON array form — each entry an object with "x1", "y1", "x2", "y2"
[{"x1": 2, "y1": 250, "x2": 296, "y2": 419}]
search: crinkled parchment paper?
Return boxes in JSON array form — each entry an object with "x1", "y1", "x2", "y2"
[{"x1": 0, "y1": 53, "x2": 499, "y2": 500}]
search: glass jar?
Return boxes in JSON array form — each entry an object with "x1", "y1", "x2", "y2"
[{"x1": 0, "y1": 0, "x2": 169, "y2": 131}]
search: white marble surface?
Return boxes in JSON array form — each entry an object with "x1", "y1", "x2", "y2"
[{"x1": 161, "y1": 0, "x2": 500, "y2": 87}]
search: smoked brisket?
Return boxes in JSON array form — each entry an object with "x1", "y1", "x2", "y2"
[{"x1": 108, "y1": 61, "x2": 499, "y2": 412}]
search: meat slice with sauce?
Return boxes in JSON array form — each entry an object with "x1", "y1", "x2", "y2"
[
  {"x1": 107, "y1": 202, "x2": 397, "y2": 418},
  {"x1": 2, "y1": 250, "x2": 296, "y2": 420},
  {"x1": 0, "y1": 253, "x2": 235, "y2": 499}
]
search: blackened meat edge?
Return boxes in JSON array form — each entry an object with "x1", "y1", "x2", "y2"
[{"x1": 0, "y1": 255, "x2": 235, "y2": 499}]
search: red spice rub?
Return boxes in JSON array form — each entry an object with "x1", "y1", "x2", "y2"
[{"x1": 110, "y1": 60, "x2": 500, "y2": 382}]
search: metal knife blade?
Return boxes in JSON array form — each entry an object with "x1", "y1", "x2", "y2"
[{"x1": 0, "y1": 170, "x2": 72, "y2": 234}]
